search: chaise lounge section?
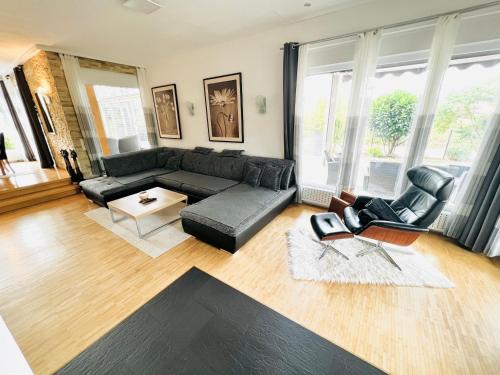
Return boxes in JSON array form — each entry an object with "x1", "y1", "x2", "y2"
[{"x1": 80, "y1": 147, "x2": 296, "y2": 253}]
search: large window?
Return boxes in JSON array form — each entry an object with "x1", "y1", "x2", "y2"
[
  {"x1": 423, "y1": 57, "x2": 500, "y2": 182},
  {"x1": 93, "y1": 85, "x2": 149, "y2": 150}
]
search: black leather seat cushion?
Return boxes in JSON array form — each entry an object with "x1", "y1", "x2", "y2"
[
  {"x1": 311, "y1": 213, "x2": 353, "y2": 239},
  {"x1": 343, "y1": 207, "x2": 364, "y2": 234}
]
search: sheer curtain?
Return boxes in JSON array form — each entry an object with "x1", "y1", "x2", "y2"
[
  {"x1": 337, "y1": 30, "x2": 381, "y2": 193},
  {"x1": 59, "y1": 54, "x2": 103, "y2": 176},
  {"x1": 136, "y1": 67, "x2": 158, "y2": 147},
  {"x1": 294, "y1": 44, "x2": 309, "y2": 203},
  {"x1": 397, "y1": 14, "x2": 461, "y2": 193},
  {"x1": 444, "y1": 100, "x2": 500, "y2": 257}
]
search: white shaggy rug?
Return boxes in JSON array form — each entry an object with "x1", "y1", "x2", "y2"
[
  {"x1": 287, "y1": 228, "x2": 454, "y2": 288},
  {"x1": 85, "y1": 205, "x2": 191, "y2": 258}
]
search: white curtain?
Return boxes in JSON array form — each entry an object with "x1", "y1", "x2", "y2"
[
  {"x1": 136, "y1": 67, "x2": 158, "y2": 147},
  {"x1": 397, "y1": 14, "x2": 462, "y2": 193},
  {"x1": 59, "y1": 54, "x2": 103, "y2": 176},
  {"x1": 337, "y1": 29, "x2": 381, "y2": 193},
  {"x1": 294, "y1": 44, "x2": 310, "y2": 203}
]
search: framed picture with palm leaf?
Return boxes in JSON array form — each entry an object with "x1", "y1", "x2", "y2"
[
  {"x1": 203, "y1": 72, "x2": 243, "y2": 143},
  {"x1": 152, "y1": 83, "x2": 182, "y2": 139}
]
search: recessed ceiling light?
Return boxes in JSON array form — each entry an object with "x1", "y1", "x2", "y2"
[{"x1": 304, "y1": 2, "x2": 312, "y2": 7}]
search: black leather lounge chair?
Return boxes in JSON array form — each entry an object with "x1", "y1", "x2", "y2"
[{"x1": 311, "y1": 166, "x2": 455, "y2": 270}]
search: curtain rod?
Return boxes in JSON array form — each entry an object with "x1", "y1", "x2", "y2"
[{"x1": 285, "y1": 1, "x2": 500, "y2": 49}]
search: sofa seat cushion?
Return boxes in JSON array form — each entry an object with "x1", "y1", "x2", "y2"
[
  {"x1": 180, "y1": 183, "x2": 296, "y2": 236},
  {"x1": 114, "y1": 168, "x2": 173, "y2": 185},
  {"x1": 80, "y1": 176, "x2": 127, "y2": 197},
  {"x1": 155, "y1": 170, "x2": 239, "y2": 197}
]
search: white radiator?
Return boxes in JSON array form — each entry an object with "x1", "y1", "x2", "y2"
[
  {"x1": 301, "y1": 186, "x2": 336, "y2": 208},
  {"x1": 429, "y1": 211, "x2": 450, "y2": 233}
]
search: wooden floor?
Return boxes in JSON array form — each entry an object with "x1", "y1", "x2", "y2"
[
  {"x1": 0, "y1": 194, "x2": 499, "y2": 374},
  {"x1": 0, "y1": 161, "x2": 69, "y2": 192}
]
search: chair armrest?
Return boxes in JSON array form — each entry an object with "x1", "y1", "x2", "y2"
[
  {"x1": 328, "y1": 197, "x2": 351, "y2": 217},
  {"x1": 353, "y1": 195, "x2": 394, "y2": 209},
  {"x1": 340, "y1": 190, "x2": 356, "y2": 204},
  {"x1": 359, "y1": 220, "x2": 428, "y2": 246},
  {"x1": 365, "y1": 220, "x2": 428, "y2": 232}
]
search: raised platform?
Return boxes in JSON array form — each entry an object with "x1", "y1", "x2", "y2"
[{"x1": 0, "y1": 162, "x2": 80, "y2": 214}]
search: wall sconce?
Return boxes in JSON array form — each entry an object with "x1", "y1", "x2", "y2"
[
  {"x1": 186, "y1": 101, "x2": 195, "y2": 116},
  {"x1": 256, "y1": 95, "x2": 266, "y2": 114}
]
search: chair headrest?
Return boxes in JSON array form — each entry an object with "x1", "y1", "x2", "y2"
[{"x1": 407, "y1": 166, "x2": 455, "y2": 201}]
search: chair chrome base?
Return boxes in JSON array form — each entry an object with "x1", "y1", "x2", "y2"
[
  {"x1": 355, "y1": 239, "x2": 402, "y2": 271},
  {"x1": 312, "y1": 239, "x2": 349, "y2": 260}
]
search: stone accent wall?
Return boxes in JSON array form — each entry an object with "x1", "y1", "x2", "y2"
[
  {"x1": 79, "y1": 57, "x2": 136, "y2": 75},
  {"x1": 23, "y1": 50, "x2": 138, "y2": 178},
  {"x1": 23, "y1": 51, "x2": 79, "y2": 171}
]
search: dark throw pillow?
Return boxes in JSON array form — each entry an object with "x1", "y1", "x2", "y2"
[
  {"x1": 193, "y1": 146, "x2": 213, "y2": 155},
  {"x1": 365, "y1": 198, "x2": 403, "y2": 223},
  {"x1": 260, "y1": 164, "x2": 283, "y2": 191},
  {"x1": 219, "y1": 149, "x2": 244, "y2": 158},
  {"x1": 158, "y1": 150, "x2": 174, "y2": 167},
  {"x1": 243, "y1": 163, "x2": 263, "y2": 187},
  {"x1": 165, "y1": 155, "x2": 182, "y2": 170}
]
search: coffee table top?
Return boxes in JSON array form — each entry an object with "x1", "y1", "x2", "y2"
[{"x1": 107, "y1": 187, "x2": 187, "y2": 219}]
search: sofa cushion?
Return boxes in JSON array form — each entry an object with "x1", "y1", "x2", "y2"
[
  {"x1": 157, "y1": 150, "x2": 174, "y2": 167},
  {"x1": 219, "y1": 149, "x2": 244, "y2": 157},
  {"x1": 243, "y1": 163, "x2": 263, "y2": 187},
  {"x1": 165, "y1": 155, "x2": 182, "y2": 170},
  {"x1": 212, "y1": 154, "x2": 248, "y2": 180},
  {"x1": 193, "y1": 146, "x2": 213, "y2": 154},
  {"x1": 114, "y1": 168, "x2": 173, "y2": 185},
  {"x1": 181, "y1": 151, "x2": 215, "y2": 176},
  {"x1": 260, "y1": 164, "x2": 283, "y2": 191},
  {"x1": 180, "y1": 183, "x2": 296, "y2": 236},
  {"x1": 80, "y1": 176, "x2": 126, "y2": 197},
  {"x1": 155, "y1": 170, "x2": 239, "y2": 197},
  {"x1": 102, "y1": 149, "x2": 159, "y2": 177},
  {"x1": 246, "y1": 157, "x2": 295, "y2": 189}
]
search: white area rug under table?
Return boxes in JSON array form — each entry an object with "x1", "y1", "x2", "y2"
[
  {"x1": 287, "y1": 228, "x2": 454, "y2": 288},
  {"x1": 85, "y1": 207, "x2": 191, "y2": 258}
]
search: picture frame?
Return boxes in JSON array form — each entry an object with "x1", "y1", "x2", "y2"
[
  {"x1": 35, "y1": 92, "x2": 55, "y2": 133},
  {"x1": 152, "y1": 83, "x2": 182, "y2": 139},
  {"x1": 203, "y1": 72, "x2": 243, "y2": 143}
]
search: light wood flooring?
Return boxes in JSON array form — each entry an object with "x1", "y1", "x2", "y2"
[{"x1": 0, "y1": 194, "x2": 499, "y2": 374}]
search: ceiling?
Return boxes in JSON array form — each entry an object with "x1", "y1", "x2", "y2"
[{"x1": 0, "y1": 0, "x2": 374, "y2": 73}]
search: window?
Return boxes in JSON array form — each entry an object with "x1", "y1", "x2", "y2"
[
  {"x1": 0, "y1": 88, "x2": 26, "y2": 162},
  {"x1": 423, "y1": 56, "x2": 500, "y2": 182},
  {"x1": 354, "y1": 64, "x2": 428, "y2": 197},
  {"x1": 301, "y1": 72, "x2": 352, "y2": 189},
  {"x1": 92, "y1": 85, "x2": 149, "y2": 151}
]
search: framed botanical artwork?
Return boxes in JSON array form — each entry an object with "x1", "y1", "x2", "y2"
[
  {"x1": 203, "y1": 72, "x2": 243, "y2": 143},
  {"x1": 35, "y1": 92, "x2": 55, "y2": 133},
  {"x1": 152, "y1": 84, "x2": 182, "y2": 139}
]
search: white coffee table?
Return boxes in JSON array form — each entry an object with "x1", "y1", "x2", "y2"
[{"x1": 107, "y1": 187, "x2": 187, "y2": 238}]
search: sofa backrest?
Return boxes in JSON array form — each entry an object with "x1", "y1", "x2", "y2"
[
  {"x1": 246, "y1": 156, "x2": 295, "y2": 189},
  {"x1": 181, "y1": 150, "x2": 249, "y2": 181},
  {"x1": 102, "y1": 148, "x2": 159, "y2": 177}
]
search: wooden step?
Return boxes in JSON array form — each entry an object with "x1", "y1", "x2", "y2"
[
  {"x1": 0, "y1": 177, "x2": 73, "y2": 201},
  {"x1": 0, "y1": 184, "x2": 80, "y2": 214}
]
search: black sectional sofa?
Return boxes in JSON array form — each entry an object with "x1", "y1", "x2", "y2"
[{"x1": 80, "y1": 147, "x2": 296, "y2": 253}]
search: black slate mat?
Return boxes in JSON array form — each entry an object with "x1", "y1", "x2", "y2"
[{"x1": 56, "y1": 267, "x2": 386, "y2": 374}]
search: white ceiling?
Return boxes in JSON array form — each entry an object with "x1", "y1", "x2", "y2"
[{"x1": 0, "y1": 0, "x2": 374, "y2": 73}]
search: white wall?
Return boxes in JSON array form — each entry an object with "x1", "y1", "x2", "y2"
[{"x1": 147, "y1": 0, "x2": 492, "y2": 158}]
